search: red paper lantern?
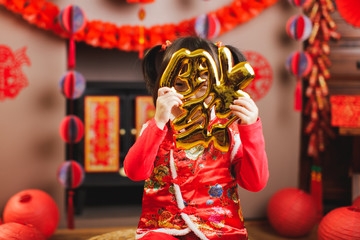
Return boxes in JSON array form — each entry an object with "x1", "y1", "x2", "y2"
[
  {"x1": 59, "y1": 70, "x2": 86, "y2": 99},
  {"x1": 57, "y1": 160, "x2": 85, "y2": 189},
  {"x1": 0, "y1": 222, "x2": 46, "y2": 240},
  {"x1": 59, "y1": 5, "x2": 86, "y2": 34},
  {"x1": 318, "y1": 206, "x2": 360, "y2": 239},
  {"x1": 195, "y1": 13, "x2": 221, "y2": 39},
  {"x1": 286, "y1": 14, "x2": 312, "y2": 41},
  {"x1": 286, "y1": 51, "x2": 313, "y2": 77},
  {"x1": 59, "y1": 115, "x2": 84, "y2": 143},
  {"x1": 3, "y1": 189, "x2": 60, "y2": 238},
  {"x1": 336, "y1": 0, "x2": 360, "y2": 28},
  {"x1": 267, "y1": 188, "x2": 317, "y2": 237},
  {"x1": 353, "y1": 196, "x2": 360, "y2": 208}
]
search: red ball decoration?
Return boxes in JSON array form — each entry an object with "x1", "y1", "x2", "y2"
[
  {"x1": 267, "y1": 188, "x2": 317, "y2": 237},
  {"x1": 353, "y1": 195, "x2": 360, "y2": 208},
  {"x1": 336, "y1": 0, "x2": 360, "y2": 28},
  {"x1": 59, "y1": 5, "x2": 87, "y2": 34},
  {"x1": 287, "y1": 0, "x2": 311, "y2": 7},
  {"x1": 318, "y1": 206, "x2": 360, "y2": 239},
  {"x1": 59, "y1": 70, "x2": 86, "y2": 100},
  {"x1": 3, "y1": 189, "x2": 59, "y2": 238},
  {"x1": 286, "y1": 51, "x2": 313, "y2": 78},
  {"x1": 195, "y1": 13, "x2": 221, "y2": 39},
  {"x1": 286, "y1": 14, "x2": 312, "y2": 41},
  {"x1": 57, "y1": 160, "x2": 85, "y2": 189},
  {"x1": 0, "y1": 222, "x2": 46, "y2": 240},
  {"x1": 59, "y1": 115, "x2": 84, "y2": 143}
]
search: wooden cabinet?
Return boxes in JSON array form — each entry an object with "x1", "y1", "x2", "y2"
[{"x1": 67, "y1": 81, "x2": 150, "y2": 212}]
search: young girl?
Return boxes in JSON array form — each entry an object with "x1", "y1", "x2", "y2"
[{"x1": 124, "y1": 36, "x2": 269, "y2": 240}]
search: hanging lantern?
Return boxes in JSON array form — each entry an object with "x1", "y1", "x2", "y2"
[
  {"x1": 318, "y1": 206, "x2": 360, "y2": 239},
  {"x1": 0, "y1": 222, "x2": 46, "y2": 240},
  {"x1": 286, "y1": 51, "x2": 313, "y2": 77},
  {"x1": 57, "y1": 160, "x2": 85, "y2": 189},
  {"x1": 58, "y1": 5, "x2": 87, "y2": 34},
  {"x1": 59, "y1": 115, "x2": 84, "y2": 144},
  {"x1": 58, "y1": 5, "x2": 87, "y2": 69},
  {"x1": 3, "y1": 189, "x2": 59, "y2": 239},
  {"x1": 286, "y1": 14, "x2": 312, "y2": 41},
  {"x1": 59, "y1": 70, "x2": 86, "y2": 99},
  {"x1": 138, "y1": 6, "x2": 146, "y2": 59},
  {"x1": 57, "y1": 160, "x2": 85, "y2": 230},
  {"x1": 195, "y1": 13, "x2": 221, "y2": 39},
  {"x1": 287, "y1": 0, "x2": 311, "y2": 7}
]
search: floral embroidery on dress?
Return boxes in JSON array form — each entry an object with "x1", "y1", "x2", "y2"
[
  {"x1": 208, "y1": 184, "x2": 223, "y2": 198},
  {"x1": 145, "y1": 165, "x2": 170, "y2": 191}
]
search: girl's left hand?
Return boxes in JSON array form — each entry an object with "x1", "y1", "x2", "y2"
[{"x1": 229, "y1": 97, "x2": 258, "y2": 125}]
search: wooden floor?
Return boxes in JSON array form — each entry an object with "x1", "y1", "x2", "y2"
[{"x1": 50, "y1": 221, "x2": 318, "y2": 240}]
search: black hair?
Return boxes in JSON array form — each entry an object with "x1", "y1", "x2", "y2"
[{"x1": 142, "y1": 36, "x2": 247, "y2": 104}]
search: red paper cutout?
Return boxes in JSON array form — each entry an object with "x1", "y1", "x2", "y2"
[
  {"x1": 0, "y1": 45, "x2": 31, "y2": 101},
  {"x1": 243, "y1": 51, "x2": 273, "y2": 101}
]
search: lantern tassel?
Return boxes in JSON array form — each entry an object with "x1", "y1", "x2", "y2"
[
  {"x1": 294, "y1": 78, "x2": 302, "y2": 111},
  {"x1": 311, "y1": 166, "x2": 323, "y2": 221},
  {"x1": 68, "y1": 35, "x2": 76, "y2": 70},
  {"x1": 67, "y1": 190, "x2": 75, "y2": 229}
]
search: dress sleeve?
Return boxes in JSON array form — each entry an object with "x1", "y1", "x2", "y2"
[
  {"x1": 232, "y1": 118, "x2": 269, "y2": 192},
  {"x1": 124, "y1": 118, "x2": 168, "y2": 181}
]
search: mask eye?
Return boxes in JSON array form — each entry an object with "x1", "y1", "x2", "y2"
[{"x1": 174, "y1": 78, "x2": 189, "y2": 92}]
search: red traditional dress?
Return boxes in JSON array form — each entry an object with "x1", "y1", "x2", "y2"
[{"x1": 124, "y1": 118, "x2": 268, "y2": 240}]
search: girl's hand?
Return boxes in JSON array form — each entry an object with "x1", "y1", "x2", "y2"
[
  {"x1": 155, "y1": 87, "x2": 183, "y2": 129},
  {"x1": 229, "y1": 97, "x2": 258, "y2": 125}
]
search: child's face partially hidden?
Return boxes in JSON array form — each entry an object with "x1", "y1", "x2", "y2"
[{"x1": 170, "y1": 69, "x2": 211, "y2": 124}]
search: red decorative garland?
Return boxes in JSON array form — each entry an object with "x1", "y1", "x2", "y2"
[
  {"x1": 303, "y1": 0, "x2": 340, "y2": 219},
  {"x1": 0, "y1": 0, "x2": 278, "y2": 52}
]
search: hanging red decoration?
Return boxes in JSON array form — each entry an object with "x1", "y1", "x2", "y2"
[
  {"x1": 57, "y1": 160, "x2": 85, "y2": 229},
  {"x1": 59, "y1": 70, "x2": 86, "y2": 99},
  {"x1": 242, "y1": 51, "x2": 273, "y2": 101},
  {"x1": 286, "y1": 51, "x2": 312, "y2": 77},
  {"x1": 302, "y1": 0, "x2": 340, "y2": 221},
  {"x1": 318, "y1": 206, "x2": 360, "y2": 240},
  {"x1": 267, "y1": 188, "x2": 317, "y2": 237},
  {"x1": 195, "y1": 13, "x2": 221, "y2": 40},
  {"x1": 287, "y1": 0, "x2": 311, "y2": 7},
  {"x1": 57, "y1": 160, "x2": 85, "y2": 189},
  {"x1": 0, "y1": 45, "x2": 31, "y2": 101},
  {"x1": 285, "y1": 51, "x2": 313, "y2": 111},
  {"x1": 59, "y1": 115, "x2": 84, "y2": 144},
  {"x1": 286, "y1": 14, "x2": 312, "y2": 41},
  {"x1": 0, "y1": 222, "x2": 46, "y2": 240},
  {"x1": 138, "y1": 6, "x2": 146, "y2": 59},
  {"x1": 335, "y1": 0, "x2": 360, "y2": 28},
  {"x1": 0, "y1": 0, "x2": 279, "y2": 54},
  {"x1": 3, "y1": 189, "x2": 59, "y2": 239},
  {"x1": 58, "y1": 5, "x2": 87, "y2": 69}
]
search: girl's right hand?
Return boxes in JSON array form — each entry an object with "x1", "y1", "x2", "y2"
[{"x1": 155, "y1": 87, "x2": 183, "y2": 129}]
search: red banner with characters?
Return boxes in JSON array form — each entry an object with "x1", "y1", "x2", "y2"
[{"x1": 85, "y1": 96, "x2": 120, "y2": 172}]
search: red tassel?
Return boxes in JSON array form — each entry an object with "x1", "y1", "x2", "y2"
[
  {"x1": 310, "y1": 167, "x2": 323, "y2": 221},
  {"x1": 68, "y1": 35, "x2": 76, "y2": 69},
  {"x1": 294, "y1": 79, "x2": 302, "y2": 111},
  {"x1": 67, "y1": 190, "x2": 74, "y2": 229}
]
